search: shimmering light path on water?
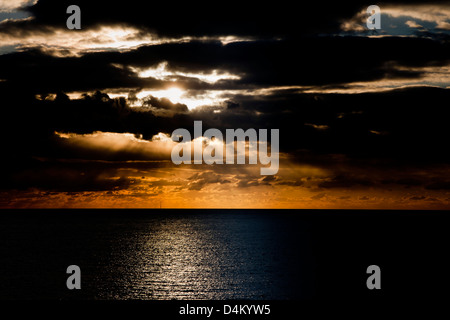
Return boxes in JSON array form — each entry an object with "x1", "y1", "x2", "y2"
[{"x1": 0, "y1": 210, "x2": 314, "y2": 299}]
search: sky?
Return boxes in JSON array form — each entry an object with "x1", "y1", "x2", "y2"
[{"x1": 1, "y1": 0, "x2": 450, "y2": 209}]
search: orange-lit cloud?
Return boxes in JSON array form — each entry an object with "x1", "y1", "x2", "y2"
[
  {"x1": 2, "y1": 147, "x2": 449, "y2": 209},
  {"x1": 55, "y1": 131, "x2": 176, "y2": 159}
]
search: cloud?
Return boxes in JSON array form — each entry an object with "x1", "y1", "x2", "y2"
[
  {"x1": 305, "y1": 123, "x2": 329, "y2": 130},
  {"x1": 385, "y1": 4, "x2": 450, "y2": 28},
  {"x1": 318, "y1": 175, "x2": 374, "y2": 189},
  {"x1": 0, "y1": 21, "x2": 252, "y2": 56},
  {"x1": 186, "y1": 171, "x2": 231, "y2": 190},
  {"x1": 410, "y1": 196, "x2": 426, "y2": 200},
  {"x1": 1, "y1": 0, "x2": 450, "y2": 209},
  {"x1": 3, "y1": 36, "x2": 450, "y2": 98},
  {"x1": 425, "y1": 181, "x2": 450, "y2": 190},
  {"x1": 275, "y1": 179, "x2": 303, "y2": 187},
  {"x1": 0, "y1": 24, "x2": 169, "y2": 55},
  {"x1": 236, "y1": 176, "x2": 263, "y2": 188},
  {"x1": 405, "y1": 20, "x2": 423, "y2": 28},
  {"x1": 4, "y1": 84, "x2": 450, "y2": 169},
  {"x1": 311, "y1": 193, "x2": 326, "y2": 200},
  {"x1": 437, "y1": 21, "x2": 450, "y2": 30},
  {"x1": 132, "y1": 61, "x2": 241, "y2": 84},
  {"x1": 0, "y1": 0, "x2": 36, "y2": 12},
  {"x1": 339, "y1": 3, "x2": 450, "y2": 37},
  {"x1": 0, "y1": 157, "x2": 140, "y2": 192},
  {"x1": 142, "y1": 95, "x2": 189, "y2": 117},
  {"x1": 17, "y1": 0, "x2": 363, "y2": 38},
  {"x1": 0, "y1": 0, "x2": 371, "y2": 57},
  {"x1": 54, "y1": 130, "x2": 176, "y2": 160}
]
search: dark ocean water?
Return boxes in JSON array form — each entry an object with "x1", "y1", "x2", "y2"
[
  {"x1": 0, "y1": 210, "x2": 314, "y2": 300},
  {"x1": 1, "y1": 209, "x2": 449, "y2": 300}
]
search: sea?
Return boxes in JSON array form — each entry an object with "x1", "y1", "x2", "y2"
[{"x1": 0, "y1": 209, "x2": 449, "y2": 300}]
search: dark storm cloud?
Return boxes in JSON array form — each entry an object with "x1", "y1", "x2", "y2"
[
  {"x1": 318, "y1": 174, "x2": 374, "y2": 189},
  {"x1": 20, "y1": 0, "x2": 450, "y2": 38},
  {"x1": 1, "y1": 0, "x2": 450, "y2": 198},
  {"x1": 122, "y1": 37, "x2": 430, "y2": 88},
  {"x1": 215, "y1": 86, "x2": 450, "y2": 164},
  {"x1": 425, "y1": 181, "x2": 450, "y2": 190},
  {"x1": 0, "y1": 157, "x2": 140, "y2": 192},
  {"x1": 410, "y1": 196, "x2": 426, "y2": 200},
  {"x1": 0, "y1": 49, "x2": 162, "y2": 93},
  {"x1": 310, "y1": 161, "x2": 449, "y2": 193},
  {"x1": 142, "y1": 96, "x2": 188, "y2": 116},
  {"x1": 275, "y1": 180, "x2": 304, "y2": 187},
  {"x1": 0, "y1": 90, "x2": 189, "y2": 153},
  {"x1": 2, "y1": 35, "x2": 449, "y2": 95},
  {"x1": 2, "y1": 85, "x2": 450, "y2": 167},
  {"x1": 13, "y1": 0, "x2": 363, "y2": 38},
  {"x1": 82, "y1": 36, "x2": 450, "y2": 89},
  {"x1": 381, "y1": 178, "x2": 424, "y2": 188},
  {"x1": 314, "y1": 170, "x2": 434, "y2": 192}
]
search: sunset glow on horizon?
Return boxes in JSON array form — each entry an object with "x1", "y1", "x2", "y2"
[{"x1": 1, "y1": 0, "x2": 450, "y2": 209}]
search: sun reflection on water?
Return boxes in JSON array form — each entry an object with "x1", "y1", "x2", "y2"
[{"x1": 88, "y1": 213, "x2": 311, "y2": 300}]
